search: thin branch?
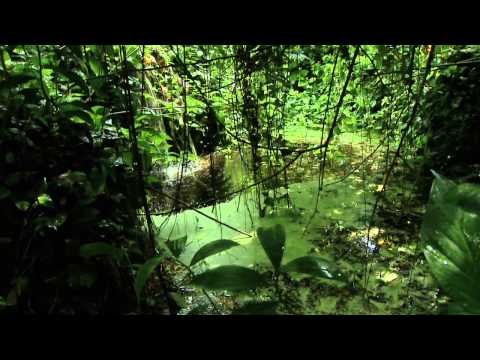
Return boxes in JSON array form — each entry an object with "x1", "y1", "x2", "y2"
[
  {"x1": 362, "y1": 45, "x2": 436, "y2": 290},
  {"x1": 35, "y1": 45, "x2": 56, "y2": 112},
  {"x1": 120, "y1": 45, "x2": 177, "y2": 315},
  {"x1": 148, "y1": 188, "x2": 253, "y2": 238},
  {"x1": 324, "y1": 141, "x2": 384, "y2": 187}
]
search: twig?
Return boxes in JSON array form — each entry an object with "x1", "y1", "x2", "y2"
[
  {"x1": 150, "y1": 188, "x2": 253, "y2": 238},
  {"x1": 304, "y1": 46, "x2": 359, "y2": 236},
  {"x1": 323, "y1": 141, "x2": 384, "y2": 187},
  {"x1": 121, "y1": 45, "x2": 177, "y2": 315},
  {"x1": 362, "y1": 45, "x2": 436, "y2": 291}
]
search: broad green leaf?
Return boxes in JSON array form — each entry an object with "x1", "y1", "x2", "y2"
[
  {"x1": 421, "y1": 173, "x2": 480, "y2": 314},
  {"x1": 89, "y1": 58, "x2": 105, "y2": 76},
  {"x1": 91, "y1": 105, "x2": 106, "y2": 115},
  {"x1": 190, "y1": 239, "x2": 239, "y2": 267},
  {"x1": 79, "y1": 242, "x2": 122, "y2": 260},
  {"x1": 165, "y1": 235, "x2": 187, "y2": 258},
  {"x1": 134, "y1": 256, "x2": 163, "y2": 302},
  {"x1": 37, "y1": 193, "x2": 53, "y2": 206},
  {"x1": 68, "y1": 111, "x2": 94, "y2": 125},
  {"x1": 257, "y1": 224, "x2": 286, "y2": 272},
  {"x1": 190, "y1": 265, "x2": 266, "y2": 292},
  {"x1": 282, "y1": 255, "x2": 345, "y2": 281},
  {"x1": 456, "y1": 183, "x2": 480, "y2": 214},
  {"x1": 232, "y1": 301, "x2": 279, "y2": 315}
]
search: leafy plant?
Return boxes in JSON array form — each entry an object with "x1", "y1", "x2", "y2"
[
  {"x1": 134, "y1": 256, "x2": 163, "y2": 303},
  {"x1": 257, "y1": 224, "x2": 286, "y2": 273},
  {"x1": 421, "y1": 171, "x2": 480, "y2": 314},
  {"x1": 162, "y1": 223, "x2": 345, "y2": 314}
]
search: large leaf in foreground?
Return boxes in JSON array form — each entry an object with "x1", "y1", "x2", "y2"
[
  {"x1": 190, "y1": 239, "x2": 239, "y2": 267},
  {"x1": 134, "y1": 256, "x2": 163, "y2": 302},
  {"x1": 282, "y1": 255, "x2": 345, "y2": 281},
  {"x1": 257, "y1": 224, "x2": 286, "y2": 272},
  {"x1": 190, "y1": 266, "x2": 266, "y2": 292},
  {"x1": 421, "y1": 172, "x2": 480, "y2": 313}
]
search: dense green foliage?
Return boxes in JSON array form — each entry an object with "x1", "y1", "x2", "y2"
[
  {"x1": 1, "y1": 44, "x2": 479, "y2": 315},
  {"x1": 421, "y1": 172, "x2": 480, "y2": 314}
]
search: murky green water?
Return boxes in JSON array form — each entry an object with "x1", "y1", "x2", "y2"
[
  {"x1": 151, "y1": 136, "x2": 440, "y2": 315},
  {"x1": 152, "y1": 128, "x2": 383, "y2": 275},
  {"x1": 153, "y1": 171, "x2": 374, "y2": 271}
]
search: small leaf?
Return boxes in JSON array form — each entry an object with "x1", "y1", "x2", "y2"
[
  {"x1": 37, "y1": 193, "x2": 53, "y2": 206},
  {"x1": 257, "y1": 224, "x2": 286, "y2": 272},
  {"x1": 190, "y1": 265, "x2": 266, "y2": 292},
  {"x1": 190, "y1": 239, "x2": 239, "y2": 267},
  {"x1": 232, "y1": 301, "x2": 279, "y2": 315},
  {"x1": 15, "y1": 201, "x2": 30, "y2": 211},
  {"x1": 134, "y1": 256, "x2": 163, "y2": 302},
  {"x1": 282, "y1": 255, "x2": 345, "y2": 281},
  {"x1": 79, "y1": 242, "x2": 121, "y2": 260},
  {"x1": 165, "y1": 235, "x2": 187, "y2": 258}
]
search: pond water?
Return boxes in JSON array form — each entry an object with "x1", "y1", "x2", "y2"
[
  {"x1": 152, "y1": 138, "x2": 378, "y2": 272},
  {"x1": 150, "y1": 131, "x2": 441, "y2": 315}
]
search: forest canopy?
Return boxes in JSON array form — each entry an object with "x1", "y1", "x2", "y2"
[{"x1": 1, "y1": 45, "x2": 479, "y2": 315}]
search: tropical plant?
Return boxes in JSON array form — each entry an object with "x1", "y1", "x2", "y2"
[{"x1": 421, "y1": 171, "x2": 480, "y2": 314}]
